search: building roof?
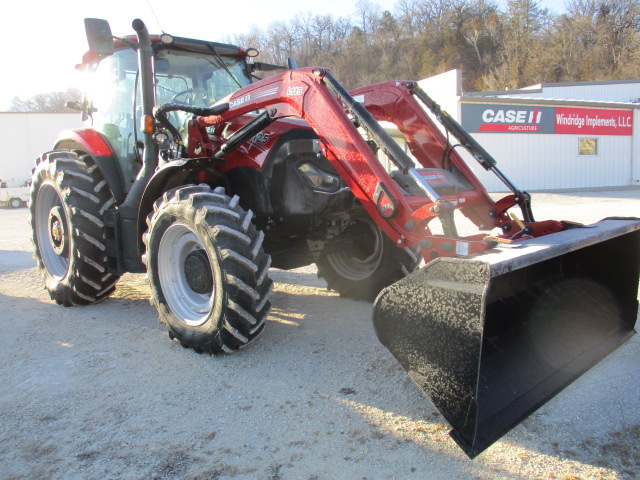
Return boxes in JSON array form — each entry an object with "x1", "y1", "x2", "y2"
[
  {"x1": 465, "y1": 77, "x2": 640, "y2": 98},
  {"x1": 459, "y1": 95, "x2": 640, "y2": 109}
]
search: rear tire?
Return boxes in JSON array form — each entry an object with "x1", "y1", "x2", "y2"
[
  {"x1": 316, "y1": 216, "x2": 420, "y2": 301},
  {"x1": 9, "y1": 198, "x2": 23, "y2": 208},
  {"x1": 29, "y1": 151, "x2": 120, "y2": 306},
  {"x1": 144, "y1": 185, "x2": 273, "y2": 354}
]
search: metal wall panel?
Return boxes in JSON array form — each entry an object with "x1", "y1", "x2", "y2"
[
  {"x1": 459, "y1": 132, "x2": 633, "y2": 192},
  {"x1": 0, "y1": 113, "x2": 81, "y2": 182},
  {"x1": 527, "y1": 83, "x2": 639, "y2": 103},
  {"x1": 484, "y1": 81, "x2": 640, "y2": 103}
]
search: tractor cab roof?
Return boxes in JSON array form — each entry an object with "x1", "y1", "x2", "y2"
[
  {"x1": 119, "y1": 33, "x2": 250, "y2": 58},
  {"x1": 80, "y1": 32, "x2": 252, "y2": 68}
]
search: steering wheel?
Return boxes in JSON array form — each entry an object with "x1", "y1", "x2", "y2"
[{"x1": 171, "y1": 89, "x2": 209, "y2": 106}]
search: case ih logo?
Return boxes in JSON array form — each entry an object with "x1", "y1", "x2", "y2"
[
  {"x1": 462, "y1": 103, "x2": 633, "y2": 135},
  {"x1": 229, "y1": 94, "x2": 251, "y2": 109},
  {"x1": 480, "y1": 108, "x2": 542, "y2": 132},
  {"x1": 462, "y1": 104, "x2": 554, "y2": 133}
]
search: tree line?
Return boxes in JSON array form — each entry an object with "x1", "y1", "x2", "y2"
[
  {"x1": 234, "y1": 0, "x2": 640, "y2": 92},
  {"x1": 8, "y1": 88, "x2": 82, "y2": 113},
  {"x1": 9, "y1": 0, "x2": 639, "y2": 112}
]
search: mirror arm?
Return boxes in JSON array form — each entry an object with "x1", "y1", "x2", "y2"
[{"x1": 114, "y1": 35, "x2": 139, "y2": 50}]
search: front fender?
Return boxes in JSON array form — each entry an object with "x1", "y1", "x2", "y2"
[
  {"x1": 55, "y1": 128, "x2": 127, "y2": 204},
  {"x1": 55, "y1": 128, "x2": 113, "y2": 156},
  {"x1": 137, "y1": 157, "x2": 218, "y2": 240}
]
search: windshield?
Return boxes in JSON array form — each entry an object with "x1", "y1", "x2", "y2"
[
  {"x1": 155, "y1": 48, "x2": 251, "y2": 106},
  {"x1": 87, "y1": 47, "x2": 250, "y2": 188}
]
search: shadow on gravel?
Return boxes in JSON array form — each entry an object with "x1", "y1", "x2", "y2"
[
  {"x1": 261, "y1": 269, "x2": 640, "y2": 477},
  {"x1": 0, "y1": 250, "x2": 35, "y2": 273},
  {"x1": 500, "y1": 420, "x2": 640, "y2": 480},
  {"x1": 575, "y1": 424, "x2": 640, "y2": 478},
  {"x1": 270, "y1": 268, "x2": 328, "y2": 289}
]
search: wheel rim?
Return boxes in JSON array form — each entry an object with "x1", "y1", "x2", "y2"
[
  {"x1": 158, "y1": 223, "x2": 215, "y2": 326},
  {"x1": 326, "y1": 219, "x2": 384, "y2": 281},
  {"x1": 34, "y1": 183, "x2": 70, "y2": 279}
]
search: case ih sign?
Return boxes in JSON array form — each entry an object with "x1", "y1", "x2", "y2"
[{"x1": 462, "y1": 104, "x2": 633, "y2": 135}]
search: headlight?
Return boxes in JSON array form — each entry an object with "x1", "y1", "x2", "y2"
[{"x1": 297, "y1": 162, "x2": 341, "y2": 192}]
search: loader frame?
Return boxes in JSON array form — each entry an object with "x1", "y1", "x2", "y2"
[{"x1": 190, "y1": 67, "x2": 564, "y2": 260}]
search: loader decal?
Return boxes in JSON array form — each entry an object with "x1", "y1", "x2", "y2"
[
  {"x1": 374, "y1": 183, "x2": 397, "y2": 218},
  {"x1": 286, "y1": 86, "x2": 304, "y2": 96},
  {"x1": 229, "y1": 94, "x2": 251, "y2": 109},
  {"x1": 253, "y1": 86, "x2": 279, "y2": 99},
  {"x1": 229, "y1": 87, "x2": 279, "y2": 109}
]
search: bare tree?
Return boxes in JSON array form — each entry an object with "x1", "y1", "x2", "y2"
[
  {"x1": 355, "y1": 0, "x2": 382, "y2": 44},
  {"x1": 9, "y1": 88, "x2": 81, "y2": 113},
  {"x1": 232, "y1": 0, "x2": 640, "y2": 92}
]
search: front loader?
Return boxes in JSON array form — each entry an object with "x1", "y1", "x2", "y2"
[
  {"x1": 193, "y1": 68, "x2": 640, "y2": 456},
  {"x1": 29, "y1": 18, "x2": 639, "y2": 458}
]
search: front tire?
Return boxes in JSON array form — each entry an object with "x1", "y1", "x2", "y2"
[
  {"x1": 29, "y1": 151, "x2": 120, "y2": 306},
  {"x1": 9, "y1": 198, "x2": 23, "y2": 208},
  {"x1": 316, "y1": 216, "x2": 420, "y2": 301},
  {"x1": 144, "y1": 185, "x2": 273, "y2": 354}
]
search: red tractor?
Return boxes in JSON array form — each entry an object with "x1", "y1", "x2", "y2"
[{"x1": 29, "y1": 18, "x2": 640, "y2": 457}]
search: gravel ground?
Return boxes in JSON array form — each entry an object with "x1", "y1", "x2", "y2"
[{"x1": 0, "y1": 189, "x2": 639, "y2": 480}]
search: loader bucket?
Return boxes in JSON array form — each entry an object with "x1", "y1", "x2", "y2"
[{"x1": 373, "y1": 219, "x2": 640, "y2": 458}]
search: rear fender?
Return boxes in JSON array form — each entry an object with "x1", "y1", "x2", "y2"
[{"x1": 55, "y1": 128, "x2": 127, "y2": 204}]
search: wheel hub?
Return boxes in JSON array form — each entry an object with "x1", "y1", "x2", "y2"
[
  {"x1": 48, "y1": 206, "x2": 67, "y2": 256},
  {"x1": 184, "y1": 249, "x2": 213, "y2": 294},
  {"x1": 326, "y1": 218, "x2": 384, "y2": 281}
]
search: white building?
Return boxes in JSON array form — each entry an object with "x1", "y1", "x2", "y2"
[
  {"x1": 5, "y1": 77, "x2": 640, "y2": 193},
  {"x1": 0, "y1": 113, "x2": 81, "y2": 183},
  {"x1": 419, "y1": 70, "x2": 640, "y2": 192}
]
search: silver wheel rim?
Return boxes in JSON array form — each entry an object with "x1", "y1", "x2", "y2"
[
  {"x1": 326, "y1": 219, "x2": 384, "y2": 281},
  {"x1": 34, "y1": 183, "x2": 69, "y2": 279},
  {"x1": 158, "y1": 223, "x2": 215, "y2": 326}
]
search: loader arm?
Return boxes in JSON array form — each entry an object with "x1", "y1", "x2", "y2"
[
  {"x1": 349, "y1": 82, "x2": 521, "y2": 230},
  {"x1": 197, "y1": 67, "x2": 411, "y2": 246},
  {"x1": 196, "y1": 68, "x2": 562, "y2": 262}
]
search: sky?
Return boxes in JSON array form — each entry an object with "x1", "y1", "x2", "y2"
[{"x1": 0, "y1": 0, "x2": 567, "y2": 111}]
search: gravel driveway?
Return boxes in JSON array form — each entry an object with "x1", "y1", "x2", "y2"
[{"x1": 1, "y1": 189, "x2": 639, "y2": 480}]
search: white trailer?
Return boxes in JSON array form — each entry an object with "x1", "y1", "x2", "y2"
[{"x1": 0, "y1": 181, "x2": 30, "y2": 208}]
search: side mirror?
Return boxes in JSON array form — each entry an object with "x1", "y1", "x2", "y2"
[{"x1": 84, "y1": 18, "x2": 114, "y2": 56}]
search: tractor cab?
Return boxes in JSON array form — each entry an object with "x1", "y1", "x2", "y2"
[{"x1": 76, "y1": 19, "x2": 264, "y2": 190}]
